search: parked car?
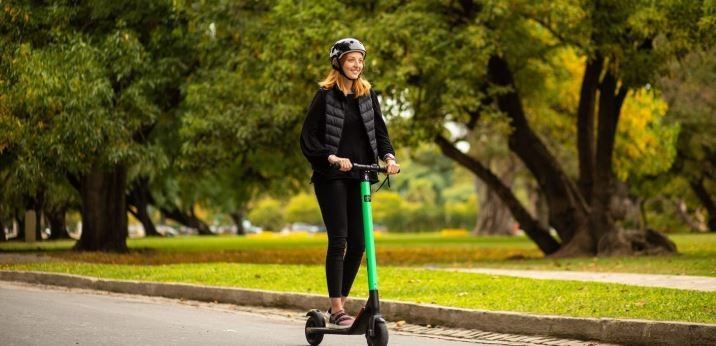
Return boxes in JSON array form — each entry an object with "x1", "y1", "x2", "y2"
[
  {"x1": 241, "y1": 220, "x2": 263, "y2": 234},
  {"x1": 283, "y1": 222, "x2": 323, "y2": 233},
  {"x1": 156, "y1": 225, "x2": 179, "y2": 237},
  {"x1": 128, "y1": 224, "x2": 145, "y2": 238}
]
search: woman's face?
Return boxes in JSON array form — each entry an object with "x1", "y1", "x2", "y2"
[{"x1": 341, "y1": 51, "x2": 364, "y2": 79}]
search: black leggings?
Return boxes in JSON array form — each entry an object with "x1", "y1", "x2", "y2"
[{"x1": 314, "y1": 179, "x2": 365, "y2": 298}]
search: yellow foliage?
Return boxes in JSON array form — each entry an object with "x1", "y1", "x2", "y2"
[
  {"x1": 553, "y1": 48, "x2": 584, "y2": 112},
  {"x1": 193, "y1": 203, "x2": 209, "y2": 220},
  {"x1": 439, "y1": 229, "x2": 470, "y2": 237},
  {"x1": 247, "y1": 231, "x2": 326, "y2": 240},
  {"x1": 614, "y1": 89, "x2": 677, "y2": 180}
]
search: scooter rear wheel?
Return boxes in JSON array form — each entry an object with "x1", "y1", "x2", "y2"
[{"x1": 365, "y1": 321, "x2": 389, "y2": 346}]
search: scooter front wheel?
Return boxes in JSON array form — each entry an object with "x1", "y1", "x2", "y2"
[
  {"x1": 305, "y1": 310, "x2": 325, "y2": 346},
  {"x1": 365, "y1": 321, "x2": 389, "y2": 346}
]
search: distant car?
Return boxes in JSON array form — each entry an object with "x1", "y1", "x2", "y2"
[
  {"x1": 210, "y1": 225, "x2": 237, "y2": 235},
  {"x1": 241, "y1": 220, "x2": 263, "y2": 234},
  {"x1": 156, "y1": 225, "x2": 179, "y2": 237},
  {"x1": 289, "y1": 222, "x2": 322, "y2": 233},
  {"x1": 128, "y1": 224, "x2": 145, "y2": 238},
  {"x1": 177, "y1": 226, "x2": 199, "y2": 235}
]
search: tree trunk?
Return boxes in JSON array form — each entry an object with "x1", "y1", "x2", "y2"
[
  {"x1": 475, "y1": 187, "x2": 515, "y2": 235},
  {"x1": 577, "y1": 56, "x2": 603, "y2": 203},
  {"x1": 638, "y1": 198, "x2": 648, "y2": 231},
  {"x1": 45, "y1": 205, "x2": 70, "y2": 239},
  {"x1": 230, "y1": 210, "x2": 246, "y2": 236},
  {"x1": 27, "y1": 192, "x2": 45, "y2": 241},
  {"x1": 474, "y1": 158, "x2": 516, "y2": 235},
  {"x1": 127, "y1": 177, "x2": 160, "y2": 237},
  {"x1": 673, "y1": 199, "x2": 708, "y2": 232},
  {"x1": 472, "y1": 177, "x2": 481, "y2": 233},
  {"x1": 487, "y1": 55, "x2": 591, "y2": 251},
  {"x1": 34, "y1": 208, "x2": 43, "y2": 240},
  {"x1": 690, "y1": 178, "x2": 716, "y2": 232},
  {"x1": 435, "y1": 135, "x2": 560, "y2": 254},
  {"x1": 14, "y1": 209, "x2": 25, "y2": 240},
  {"x1": 526, "y1": 179, "x2": 551, "y2": 233},
  {"x1": 73, "y1": 164, "x2": 129, "y2": 252},
  {"x1": 588, "y1": 71, "x2": 624, "y2": 241},
  {"x1": 159, "y1": 204, "x2": 213, "y2": 235}
]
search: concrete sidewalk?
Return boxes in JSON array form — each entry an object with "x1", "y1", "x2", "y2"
[
  {"x1": 439, "y1": 268, "x2": 716, "y2": 292},
  {"x1": 1, "y1": 270, "x2": 714, "y2": 346}
]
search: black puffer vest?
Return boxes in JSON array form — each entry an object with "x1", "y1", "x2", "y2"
[{"x1": 324, "y1": 87, "x2": 378, "y2": 162}]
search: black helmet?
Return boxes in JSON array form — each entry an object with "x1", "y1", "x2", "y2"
[{"x1": 329, "y1": 38, "x2": 366, "y2": 77}]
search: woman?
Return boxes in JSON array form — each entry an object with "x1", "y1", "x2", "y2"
[{"x1": 300, "y1": 38, "x2": 400, "y2": 327}]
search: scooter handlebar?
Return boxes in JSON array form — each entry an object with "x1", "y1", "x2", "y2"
[
  {"x1": 331, "y1": 163, "x2": 400, "y2": 174},
  {"x1": 351, "y1": 163, "x2": 386, "y2": 173}
]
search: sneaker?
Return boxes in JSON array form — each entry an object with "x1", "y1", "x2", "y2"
[{"x1": 328, "y1": 309, "x2": 355, "y2": 327}]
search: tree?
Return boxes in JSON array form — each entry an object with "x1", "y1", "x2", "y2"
[
  {"x1": 359, "y1": 0, "x2": 712, "y2": 256},
  {"x1": 660, "y1": 47, "x2": 716, "y2": 231},
  {"x1": 1, "y1": 1, "x2": 199, "y2": 251}
]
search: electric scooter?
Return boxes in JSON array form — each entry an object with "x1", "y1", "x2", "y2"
[{"x1": 304, "y1": 163, "x2": 395, "y2": 346}]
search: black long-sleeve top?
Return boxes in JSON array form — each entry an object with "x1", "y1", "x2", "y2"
[{"x1": 300, "y1": 86, "x2": 395, "y2": 184}]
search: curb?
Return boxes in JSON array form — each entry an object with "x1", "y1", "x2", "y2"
[{"x1": 1, "y1": 270, "x2": 714, "y2": 346}]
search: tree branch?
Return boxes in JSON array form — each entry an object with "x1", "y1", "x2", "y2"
[
  {"x1": 524, "y1": 15, "x2": 584, "y2": 49},
  {"x1": 487, "y1": 54, "x2": 589, "y2": 242},
  {"x1": 435, "y1": 134, "x2": 561, "y2": 254}
]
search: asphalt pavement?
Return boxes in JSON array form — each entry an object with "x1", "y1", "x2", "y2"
[{"x1": 0, "y1": 281, "x2": 489, "y2": 346}]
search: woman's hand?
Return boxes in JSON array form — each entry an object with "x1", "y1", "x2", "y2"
[
  {"x1": 386, "y1": 159, "x2": 400, "y2": 175},
  {"x1": 328, "y1": 155, "x2": 353, "y2": 172}
]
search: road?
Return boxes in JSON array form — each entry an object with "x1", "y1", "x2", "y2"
[{"x1": 0, "y1": 281, "x2": 487, "y2": 346}]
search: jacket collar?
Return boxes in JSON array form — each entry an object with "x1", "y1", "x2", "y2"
[{"x1": 331, "y1": 84, "x2": 357, "y2": 102}]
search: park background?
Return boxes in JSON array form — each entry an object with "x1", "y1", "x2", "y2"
[{"x1": 1, "y1": 0, "x2": 715, "y2": 325}]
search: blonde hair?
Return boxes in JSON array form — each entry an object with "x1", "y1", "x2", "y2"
[{"x1": 319, "y1": 60, "x2": 372, "y2": 97}]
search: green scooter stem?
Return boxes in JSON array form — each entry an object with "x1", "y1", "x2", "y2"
[{"x1": 361, "y1": 177, "x2": 379, "y2": 291}]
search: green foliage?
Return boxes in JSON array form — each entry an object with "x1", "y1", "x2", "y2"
[
  {"x1": 1, "y1": 39, "x2": 115, "y2": 190},
  {"x1": 1, "y1": 0, "x2": 195, "y2": 197},
  {"x1": 625, "y1": 46, "x2": 716, "y2": 231},
  {"x1": 661, "y1": 47, "x2": 716, "y2": 183},
  {"x1": 3, "y1": 0, "x2": 714, "y2": 244},
  {"x1": 175, "y1": 0, "x2": 313, "y2": 215},
  {"x1": 444, "y1": 195, "x2": 478, "y2": 229},
  {"x1": 285, "y1": 193, "x2": 322, "y2": 225},
  {"x1": 247, "y1": 197, "x2": 285, "y2": 231}
]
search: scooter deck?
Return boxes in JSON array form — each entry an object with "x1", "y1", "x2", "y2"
[{"x1": 305, "y1": 325, "x2": 362, "y2": 335}]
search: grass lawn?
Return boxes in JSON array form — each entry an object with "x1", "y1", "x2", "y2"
[
  {"x1": 456, "y1": 233, "x2": 716, "y2": 277},
  {"x1": 2, "y1": 261, "x2": 714, "y2": 324},
  {"x1": 2, "y1": 232, "x2": 715, "y2": 323},
  {"x1": 1, "y1": 232, "x2": 714, "y2": 276}
]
